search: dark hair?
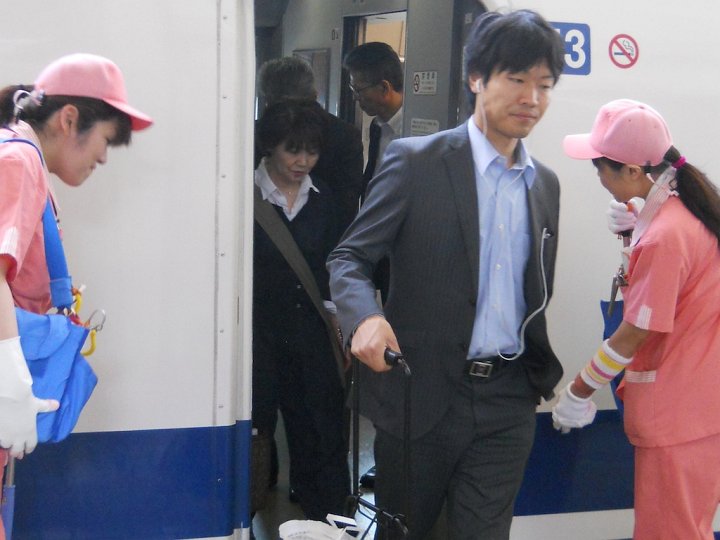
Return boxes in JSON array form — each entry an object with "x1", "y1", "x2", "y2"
[
  {"x1": 592, "y1": 148, "x2": 720, "y2": 244},
  {"x1": 0, "y1": 84, "x2": 132, "y2": 145},
  {"x1": 258, "y1": 57, "x2": 316, "y2": 106},
  {"x1": 463, "y1": 9, "x2": 564, "y2": 109},
  {"x1": 343, "y1": 42, "x2": 403, "y2": 91},
  {"x1": 256, "y1": 100, "x2": 326, "y2": 158}
]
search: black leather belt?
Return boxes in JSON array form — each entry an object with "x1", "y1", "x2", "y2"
[{"x1": 466, "y1": 356, "x2": 511, "y2": 378}]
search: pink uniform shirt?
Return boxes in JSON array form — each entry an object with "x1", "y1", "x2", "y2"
[
  {"x1": 0, "y1": 123, "x2": 52, "y2": 314},
  {"x1": 619, "y1": 197, "x2": 720, "y2": 447}
]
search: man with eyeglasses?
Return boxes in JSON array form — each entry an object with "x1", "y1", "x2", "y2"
[
  {"x1": 342, "y1": 42, "x2": 404, "y2": 490},
  {"x1": 343, "y1": 42, "x2": 404, "y2": 200},
  {"x1": 343, "y1": 42, "x2": 404, "y2": 305}
]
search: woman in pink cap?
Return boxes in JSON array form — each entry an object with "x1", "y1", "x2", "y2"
[
  {"x1": 0, "y1": 53, "x2": 152, "y2": 539},
  {"x1": 553, "y1": 99, "x2": 720, "y2": 539}
]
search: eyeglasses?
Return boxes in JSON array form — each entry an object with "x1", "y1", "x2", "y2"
[{"x1": 348, "y1": 81, "x2": 380, "y2": 97}]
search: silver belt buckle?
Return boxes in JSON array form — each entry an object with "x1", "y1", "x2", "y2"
[{"x1": 469, "y1": 360, "x2": 493, "y2": 378}]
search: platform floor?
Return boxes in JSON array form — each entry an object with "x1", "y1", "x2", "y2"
[{"x1": 252, "y1": 414, "x2": 377, "y2": 539}]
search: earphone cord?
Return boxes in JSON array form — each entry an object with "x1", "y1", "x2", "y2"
[{"x1": 498, "y1": 227, "x2": 551, "y2": 361}]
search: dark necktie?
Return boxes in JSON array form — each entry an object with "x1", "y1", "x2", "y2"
[{"x1": 362, "y1": 120, "x2": 382, "y2": 199}]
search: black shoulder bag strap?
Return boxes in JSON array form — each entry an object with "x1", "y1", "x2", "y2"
[{"x1": 253, "y1": 186, "x2": 345, "y2": 386}]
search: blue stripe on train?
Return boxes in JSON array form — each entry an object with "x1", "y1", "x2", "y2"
[
  {"x1": 516, "y1": 409, "x2": 634, "y2": 515},
  {"x1": 11, "y1": 410, "x2": 695, "y2": 538},
  {"x1": 12, "y1": 421, "x2": 252, "y2": 539}
]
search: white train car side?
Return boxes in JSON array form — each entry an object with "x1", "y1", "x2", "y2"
[
  {"x1": 2, "y1": 1, "x2": 720, "y2": 539},
  {"x1": 2, "y1": 1, "x2": 255, "y2": 539}
]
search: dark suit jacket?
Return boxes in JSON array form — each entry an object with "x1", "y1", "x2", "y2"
[
  {"x1": 327, "y1": 122, "x2": 563, "y2": 440},
  {"x1": 255, "y1": 103, "x2": 364, "y2": 234}
]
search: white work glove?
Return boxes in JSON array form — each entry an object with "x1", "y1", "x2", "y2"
[
  {"x1": 552, "y1": 383, "x2": 597, "y2": 434},
  {"x1": 606, "y1": 197, "x2": 645, "y2": 234},
  {"x1": 0, "y1": 336, "x2": 59, "y2": 458}
]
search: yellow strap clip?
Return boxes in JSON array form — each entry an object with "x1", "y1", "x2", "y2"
[{"x1": 72, "y1": 288, "x2": 106, "y2": 357}]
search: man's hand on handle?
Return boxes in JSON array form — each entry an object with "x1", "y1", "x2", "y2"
[{"x1": 350, "y1": 315, "x2": 399, "y2": 372}]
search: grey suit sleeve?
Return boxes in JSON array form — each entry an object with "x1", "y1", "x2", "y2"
[{"x1": 327, "y1": 139, "x2": 412, "y2": 341}]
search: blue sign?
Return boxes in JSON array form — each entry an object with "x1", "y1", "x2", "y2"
[{"x1": 551, "y1": 22, "x2": 591, "y2": 75}]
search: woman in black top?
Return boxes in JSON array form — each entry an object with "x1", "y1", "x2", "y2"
[{"x1": 252, "y1": 100, "x2": 348, "y2": 521}]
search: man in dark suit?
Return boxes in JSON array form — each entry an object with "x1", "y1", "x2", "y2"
[
  {"x1": 342, "y1": 41, "x2": 405, "y2": 485},
  {"x1": 328, "y1": 10, "x2": 565, "y2": 539},
  {"x1": 342, "y1": 42, "x2": 404, "y2": 201},
  {"x1": 257, "y1": 56, "x2": 364, "y2": 234}
]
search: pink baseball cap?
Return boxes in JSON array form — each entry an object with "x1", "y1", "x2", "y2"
[
  {"x1": 34, "y1": 53, "x2": 153, "y2": 131},
  {"x1": 563, "y1": 99, "x2": 672, "y2": 167}
]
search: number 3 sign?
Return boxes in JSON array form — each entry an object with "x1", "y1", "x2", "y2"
[{"x1": 551, "y1": 22, "x2": 591, "y2": 76}]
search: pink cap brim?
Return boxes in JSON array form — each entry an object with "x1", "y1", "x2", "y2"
[
  {"x1": 105, "y1": 98, "x2": 153, "y2": 131},
  {"x1": 562, "y1": 133, "x2": 602, "y2": 160}
]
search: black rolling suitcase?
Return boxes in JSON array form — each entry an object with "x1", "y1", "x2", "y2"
[{"x1": 345, "y1": 349, "x2": 411, "y2": 539}]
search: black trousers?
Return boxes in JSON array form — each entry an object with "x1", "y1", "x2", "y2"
[
  {"x1": 252, "y1": 315, "x2": 350, "y2": 521},
  {"x1": 374, "y1": 359, "x2": 538, "y2": 540}
]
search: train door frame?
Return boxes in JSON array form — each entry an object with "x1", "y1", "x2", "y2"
[{"x1": 449, "y1": 0, "x2": 487, "y2": 127}]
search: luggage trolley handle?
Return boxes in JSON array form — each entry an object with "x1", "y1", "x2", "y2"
[
  {"x1": 383, "y1": 349, "x2": 410, "y2": 375},
  {"x1": 351, "y1": 349, "x2": 410, "y2": 492},
  {"x1": 385, "y1": 348, "x2": 412, "y2": 534},
  {"x1": 349, "y1": 348, "x2": 411, "y2": 538}
]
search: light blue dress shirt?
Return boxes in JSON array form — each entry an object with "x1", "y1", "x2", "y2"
[{"x1": 466, "y1": 118, "x2": 535, "y2": 358}]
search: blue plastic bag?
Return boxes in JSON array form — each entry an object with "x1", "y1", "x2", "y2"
[{"x1": 15, "y1": 308, "x2": 96, "y2": 443}]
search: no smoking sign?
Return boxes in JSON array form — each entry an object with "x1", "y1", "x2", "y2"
[{"x1": 609, "y1": 34, "x2": 639, "y2": 69}]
